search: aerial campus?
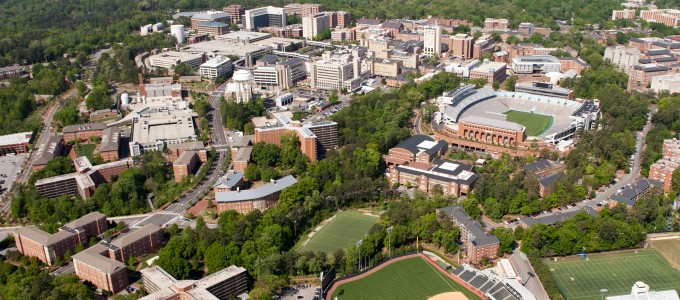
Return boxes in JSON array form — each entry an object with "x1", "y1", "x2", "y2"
[{"x1": 1, "y1": 1, "x2": 680, "y2": 300}]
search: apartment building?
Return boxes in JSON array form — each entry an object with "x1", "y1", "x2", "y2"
[
  {"x1": 627, "y1": 64, "x2": 670, "y2": 91},
  {"x1": 33, "y1": 135, "x2": 64, "y2": 171},
  {"x1": 440, "y1": 206, "x2": 500, "y2": 263},
  {"x1": 166, "y1": 140, "x2": 207, "y2": 163},
  {"x1": 191, "y1": 11, "x2": 230, "y2": 29},
  {"x1": 332, "y1": 28, "x2": 356, "y2": 41},
  {"x1": 649, "y1": 139, "x2": 680, "y2": 192},
  {"x1": 14, "y1": 212, "x2": 107, "y2": 265},
  {"x1": 223, "y1": 5, "x2": 246, "y2": 23},
  {"x1": 483, "y1": 18, "x2": 509, "y2": 31},
  {"x1": 253, "y1": 112, "x2": 339, "y2": 161},
  {"x1": 423, "y1": 24, "x2": 442, "y2": 57},
  {"x1": 0, "y1": 132, "x2": 32, "y2": 155},
  {"x1": 62, "y1": 122, "x2": 107, "y2": 141},
  {"x1": 200, "y1": 56, "x2": 233, "y2": 79},
  {"x1": 0, "y1": 65, "x2": 27, "y2": 79},
  {"x1": 73, "y1": 224, "x2": 163, "y2": 294},
  {"x1": 327, "y1": 11, "x2": 351, "y2": 28},
  {"x1": 612, "y1": 9, "x2": 637, "y2": 20},
  {"x1": 141, "y1": 265, "x2": 248, "y2": 299},
  {"x1": 608, "y1": 178, "x2": 662, "y2": 207},
  {"x1": 302, "y1": 13, "x2": 330, "y2": 39},
  {"x1": 172, "y1": 150, "x2": 200, "y2": 182},
  {"x1": 604, "y1": 46, "x2": 642, "y2": 74},
  {"x1": 640, "y1": 9, "x2": 680, "y2": 27},
  {"x1": 35, "y1": 158, "x2": 131, "y2": 199},
  {"x1": 284, "y1": 3, "x2": 323, "y2": 16},
  {"x1": 244, "y1": 6, "x2": 287, "y2": 30},
  {"x1": 216, "y1": 176, "x2": 298, "y2": 214},
  {"x1": 447, "y1": 33, "x2": 474, "y2": 59},
  {"x1": 518, "y1": 23, "x2": 535, "y2": 35}
]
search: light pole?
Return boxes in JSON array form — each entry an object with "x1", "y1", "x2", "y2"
[
  {"x1": 600, "y1": 288, "x2": 608, "y2": 300},
  {"x1": 294, "y1": 220, "x2": 297, "y2": 237},
  {"x1": 387, "y1": 226, "x2": 394, "y2": 258},
  {"x1": 356, "y1": 239, "x2": 363, "y2": 270}
]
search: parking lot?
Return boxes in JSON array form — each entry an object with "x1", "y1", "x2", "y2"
[{"x1": 0, "y1": 153, "x2": 28, "y2": 191}]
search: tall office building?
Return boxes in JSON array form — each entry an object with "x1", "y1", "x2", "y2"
[
  {"x1": 302, "y1": 13, "x2": 330, "y2": 39},
  {"x1": 423, "y1": 24, "x2": 442, "y2": 57},
  {"x1": 244, "y1": 6, "x2": 287, "y2": 31},
  {"x1": 224, "y1": 5, "x2": 246, "y2": 23},
  {"x1": 449, "y1": 33, "x2": 473, "y2": 59}
]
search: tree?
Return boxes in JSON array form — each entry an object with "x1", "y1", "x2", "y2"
[
  {"x1": 504, "y1": 76, "x2": 517, "y2": 91},
  {"x1": 329, "y1": 90, "x2": 339, "y2": 104},
  {"x1": 492, "y1": 80, "x2": 500, "y2": 90},
  {"x1": 492, "y1": 227, "x2": 516, "y2": 256},
  {"x1": 174, "y1": 63, "x2": 194, "y2": 76},
  {"x1": 244, "y1": 164, "x2": 261, "y2": 181}
]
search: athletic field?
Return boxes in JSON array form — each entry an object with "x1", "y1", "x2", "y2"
[
  {"x1": 504, "y1": 110, "x2": 553, "y2": 136},
  {"x1": 331, "y1": 257, "x2": 481, "y2": 300},
  {"x1": 545, "y1": 250, "x2": 680, "y2": 299},
  {"x1": 299, "y1": 211, "x2": 378, "y2": 253},
  {"x1": 652, "y1": 237, "x2": 680, "y2": 269}
]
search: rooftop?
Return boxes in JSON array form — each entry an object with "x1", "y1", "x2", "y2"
[
  {"x1": 0, "y1": 132, "x2": 32, "y2": 147},
  {"x1": 72, "y1": 249, "x2": 127, "y2": 274},
  {"x1": 100, "y1": 127, "x2": 121, "y2": 152},
  {"x1": 214, "y1": 170, "x2": 244, "y2": 189},
  {"x1": 109, "y1": 224, "x2": 161, "y2": 249},
  {"x1": 34, "y1": 135, "x2": 63, "y2": 166},
  {"x1": 392, "y1": 134, "x2": 447, "y2": 157},
  {"x1": 215, "y1": 175, "x2": 297, "y2": 202},
  {"x1": 440, "y1": 206, "x2": 499, "y2": 246},
  {"x1": 132, "y1": 109, "x2": 197, "y2": 145},
  {"x1": 173, "y1": 150, "x2": 197, "y2": 166}
]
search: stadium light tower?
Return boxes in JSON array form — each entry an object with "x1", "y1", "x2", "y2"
[
  {"x1": 387, "y1": 226, "x2": 394, "y2": 258},
  {"x1": 600, "y1": 288, "x2": 608, "y2": 300},
  {"x1": 356, "y1": 239, "x2": 363, "y2": 270}
]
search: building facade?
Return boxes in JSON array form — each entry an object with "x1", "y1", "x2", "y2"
[
  {"x1": 423, "y1": 25, "x2": 442, "y2": 57},
  {"x1": 440, "y1": 206, "x2": 499, "y2": 263},
  {"x1": 244, "y1": 6, "x2": 287, "y2": 30}
]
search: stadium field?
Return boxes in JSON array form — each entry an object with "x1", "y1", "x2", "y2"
[
  {"x1": 545, "y1": 250, "x2": 680, "y2": 299},
  {"x1": 504, "y1": 110, "x2": 553, "y2": 136},
  {"x1": 331, "y1": 256, "x2": 481, "y2": 300},
  {"x1": 652, "y1": 237, "x2": 680, "y2": 269},
  {"x1": 299, "y1": 211, "x2": 378, "y2": 253}
]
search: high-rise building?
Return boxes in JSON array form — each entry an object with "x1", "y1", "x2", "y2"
[
  {"x1": 423, "y1": 24, "x2": 442, "y2": 57},
  {"x1": 327, "y1": 11, "x2": 351, "y2": 28},
  {"x1": 309, "y1": 60, "x2": 354, "y2": 90},
  {"x1": 244, "y1": 6, "x2": 287, "y2": 31},
  {"x1": 302, "y1": 13, "x2": 330, "y2": 39},
  {"x1": 449, "y1": 33, "x2": 473, "y2": 59},
  {"x1": 223, "y1": 5, "x2": 246, "y2": 23},
  {"x1": 612, "y1": 9, "x2": 637, "y2": 20},
  {"x1": 284, "y1": 3, "x2": 324, "y2": 16}
]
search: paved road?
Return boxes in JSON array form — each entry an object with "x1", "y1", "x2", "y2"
[
  {"x1": 414, "y1": 109, "x2": 422, "y2": 135},
  {"x1": 134, "y1": 83, "x2": 229, "y2": 227},
  {"x1": 19, "y1": 89, "x2": 77, "y2": 183}
]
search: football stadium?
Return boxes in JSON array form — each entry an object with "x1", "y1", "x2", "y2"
[{"x1": 434, "y1": 84, "x2": 600, "y2": 156}]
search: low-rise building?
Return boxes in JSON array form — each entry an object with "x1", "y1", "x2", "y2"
[
  {"x1": 365, "y1": 57, "x2": 402, "y2": 77},
  {"x1": 200, "y1": 56, "x2": 233, "y2": 79},
  {"x1": 439, "y1": 206, "x2": 500, "y2": 263},
  {"x1": 0, "y1": 65, "x2": 28, "y2": 79},
  {"x1": 215, "y1": 175, "x2": 298, "y2": 214},
  {"x1": 33, "y1": 135, "x2": 64, "y2": 171},
  {"x1": 99, "y1": 127, "x2": 121, "y2": 162},
  {"x1": 149, "y1": 51, "x2": 204, "y2": 69},
  {"x1": 141, "y1": 265, "x2": 248, "y2": 300},
  {"x1": 197, "y1": 21, "x2": 230, "y2": 36},
  {"x1": 651, "y1": 72, "x2": 680, "y2": 94},
  {"x1": 191, "y1": 11, "x2": 230, "y2": 29},
  {"x1": 515, "y1": 82, "x2": 574, "y2": 100},
  {"x1": 0, "y1": 132, "x2": 32, "y2": 155},
  {"x1": 129, "y1": 107, "x2": 198, "y2": 156},
  {"x1": 649, "y1": 139, "x2": 680, "y2": 192},
  {"x1": 389, "y1": 159, "x2": 478, "y2": 196},
  {"x1": 511, "y1": 56, "x2": 561, "y2": 74},
  {"x1": 628, "y1": 64, "x2": 670, "y2": 91},
  {"x1": 62, "y1": 122, "x2": 107, "y2": 142},
  {"x1": 383, "y1": 134, "x2": 448, "y2": 166},
  {"x1": 214, "y1": 170, "x2": 245, "y2": 193},
  {"x1": 173, "y1": 150, "x2": 200, "y2": 182},
  {"x1": 35, "y1": 158, "x2": 132, "y2": 199},
  {"x1": 608, "y1": 178, "x2": 662, "y2": 208},
  {"x1": 14, "y1": 212, "x2": 107, "y2": 266},
  {"x1": 483, "y1": 18, "x2": 509, "y2": 32},
  {"x1": 469, "y1": 61, "x2": 507, "y2": 84}
]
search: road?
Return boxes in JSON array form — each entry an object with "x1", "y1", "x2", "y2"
[
  {"x1": 133, "y1": 83, "x2": 229, "y2": 227},
  {"x1": 414, "y1": 109, "x2": 422, "y2": 135},
  {"x1": 19, "y1": 89, "x2": 77, "y2": 183}
]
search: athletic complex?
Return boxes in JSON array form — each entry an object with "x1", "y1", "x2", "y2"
[{"x1": 434, "y1": 84, "x2": 601, "y2": 157}]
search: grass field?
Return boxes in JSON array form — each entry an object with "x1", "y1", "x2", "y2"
[
  {"x1": 504, "y1": 110, "x2": 553, "y2": 136},
  {"x1": 299, "y1": 211, "x2": 378, "y2": 253},
  {"x1": 652, "y1": 237, "x2": 680, "y2": 269},
  {"x1": 545, "y1": 250, "x2": 680, "y2": 299},
  {"x1": 331, "y1": 257, "x2": 481, "y2": 300},
  {"x1": 77, "y1": 144, "x2": 96, "y2": 158}
]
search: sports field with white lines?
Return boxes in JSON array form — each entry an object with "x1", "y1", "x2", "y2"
[{"x1": 299, "y1": 211, "x2": 378, "y2": 253}]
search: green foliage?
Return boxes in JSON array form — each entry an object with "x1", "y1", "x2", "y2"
[
  {"x1": 313, "y1": 29, "x2": 332, "y2": 41},
  {"x1": 174, "y1": 63, "x2": 194, "y2": 76},
  {"x1": 86, "y1": 81, "x2": 112, "y2": 110},
  {"x1": 29, "y1": 156, "x2": 75, "y2": 184},
  {"x1": 0, "y1": 261, "x2": 94, "y2": 300},
  {"x1": 220, "y1": 98, "x2": 266, "y2": 131}
]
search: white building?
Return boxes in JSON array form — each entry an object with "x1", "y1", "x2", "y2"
[
  {"x1": 309, "y1": 60, "x2": 354, "y2": 90},
  {"x1": 199, "y1": 56, "x2": 233, "y2": 79},
  {"x1": 244, "y1": 6, "x2": 287, "y2": 31},
  {"x1": 170, "y1": 25, "x2": 186, "y2": 44},
  {"x1": 149, "y1": 51, "x2": 203, "y2": 69},
  {"x1": 302, "y1": 13, "x2": 330, "y2": 39},
  {"x1": 141, "y1": 24, "x2": 154, "y2": 36},
  {"x1": 511, "y1": 56, "x2": 561, "y2": 74},
  {"x1": 274, "y1": 93, "x2": 294, "y2": 107},
  {"x1": 129, "y1": 107, "x2": 198, "y2": 156},
  {"x1": 651, "y1": 73, "x2": 680, "y2": 94},
  {"x1": 226, "y1": 70, "x2": 254, "y2": 103},
  {"x1": 604, "y1": 46, "x2": 641, "y2": 74},
  {"x1": 252, "y1": 66, "x2": 278, "y2": 88},
  {"x1": 423, "y1": 24, "x2": 442, "y2": 57}
]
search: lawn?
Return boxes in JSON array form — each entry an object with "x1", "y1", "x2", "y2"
[
  {"x1": 299, "y1": 211, "x2": 378, "y2": 253},
  {"x1": 504, "y1": 110, "x2": 553, "y2": 136},
  {"x1": 544, "y1": 249, "x2": 680, "y2": 299},
  {"x1": 331, "y1": 257, "x2": 481, "y2": 300},
  {"x1": 77, "y1": 144, "x2": 96, "y2": 158},
  {"x1": 652, "y1": 237, "x2": 680, "y2": 269}
]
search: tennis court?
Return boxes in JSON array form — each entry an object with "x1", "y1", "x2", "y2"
[
  {"x1": 299, "y1": 211, "x2": 378, "y2": 253},
  {"x1": 545, "y1": 250, "x2": 680, "y2": 299}
]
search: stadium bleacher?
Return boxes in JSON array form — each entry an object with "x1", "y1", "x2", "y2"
[{"x1": 449, "y1": 264, "x2": 532, "y2": 300}]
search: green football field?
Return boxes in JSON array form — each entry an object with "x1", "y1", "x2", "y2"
[
  {"x1": 544, "y1": 250, "x2": 680, "y2": 299},
  {"x1": 331, "y1": 257, "x2": 481, "y2": 300},
  {"x1": 299, "y1": 211, "x2": 378, "y2": 253},
  {"x1": 504, "y1": 110, "x2": 553, "y2": 136}
]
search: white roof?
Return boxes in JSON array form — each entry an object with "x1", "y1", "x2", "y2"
[
  {"x1": 417, "y1": 140, "x2": 438, "y2": 149},
  {"x1": 607, "y1": 290, "x2": 679, "y2": 300},
  {"x1": 0, "y1": 132, "x2": 31, "y2": 146},
  {"x1": 200, "y1": 56, "x2": 231, "y2": 68}
]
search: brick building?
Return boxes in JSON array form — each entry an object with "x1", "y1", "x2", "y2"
[
  {"x1": 457, "y1": 116, "x2": 526, "y2": 146},
  {"x1": 440, "y1": 206, "x2": 499, "y2": 264},
  {"x1": 383, "y1": 134, "x2": 448, "y2": 166},
  {"x1": 62, "y1": 122, "x2": 107, "y2": 142},
  {"x1": 214, "y1": 170, "x2": 244, "y2": 193},
  {"x1": 388, "y1": 159, "x2": 478, "y2": 197},
  {"x1": 99, "y1": 127, "x2": 121, "y2": 162},
  {"x1": 34, "y1": 157, "x2": 131, "y2": 199},
  {"x1": 0, "y1": 132, "x2": 32, "y2": 155},
  {"x1": 197, "y1": 21, "x2": 230, "y2": 36},
  {"x1": 223, "y1": 5, "x2": 246, "y2": 23},
  {"x1": 649, "y1": 139, "x2": 680, "y2": 192},
  {"x1": 215, "y1": 176, "x2": 297, "y2": 214},
  {"x1": 33, "y1": 135, "x2": 64, "y2": 171},
  {"x1": 172, "y1": 150, "x2": 200, "y2": 182},
  {"x1": 166, "y1": 141, "x2": 207, "y2": 164},
  {"x1": 253, "y1": 112, "x2": 338, "y2": 162},
  {"x1": 14, "y1": 212, "x2": 107, "y2": 265},
  {"x1": 469, "y1": 61, "x2": 507, "y2": 84}
]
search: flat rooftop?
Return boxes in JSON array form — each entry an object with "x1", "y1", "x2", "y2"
[
  {"x1": 132, "y1": 109, "x2": 197, "y2": 144},
  {"x1": 149, "y1": 51, "x2": 203, "y2": 61},
  {"x1": 217, "y1": 31, "x2": 271, "y2": 42},
  {"x1": 471, "y1": 62, "x2": 507, "y2": 73},
  {"x1": 181, "y1": 40, "x2": 270, "y2": 58},
  {"x1": 0, "y1": 132, "x2": 31, "y2": 146}
]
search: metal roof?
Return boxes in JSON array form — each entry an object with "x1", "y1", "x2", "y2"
[
  {"x1": 440, "y1": 206, "x2": 499, "y2": 246},
  {"x1": 215, "y1": 175, "x2": 297, "y2": 202}
]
